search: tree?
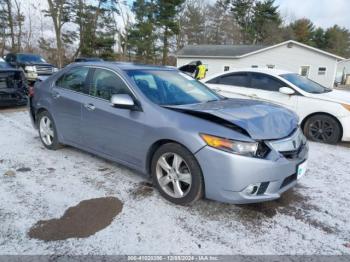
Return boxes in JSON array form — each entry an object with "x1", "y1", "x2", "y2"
[
  {"x1": 178, "y1": 0, "x2": 207, "y2": 46},
  {"x1": 324, "y1": 25, "x2": 350, "y2": 58},
  {"x1": 290, "y1": 18, "x2": 315, "y2": 45},
  {"x1": 252, "y1": 0, "x2": 281, "y2": 44},
  {"x1": 73, "y1": 0, "x2": 119, "y2": 60},
  {"x1": 155, "y1": 0, "x2": 185, "y2": 65},
  {"x1": 229, "y1": 0, "x2": 255, "y2": 44},
  {"x1": 45, "y1": 0, "x2": 74, "y2": 67},
  {"x1": 128, "y1": 0, "x2": 157, "y2": 63}
]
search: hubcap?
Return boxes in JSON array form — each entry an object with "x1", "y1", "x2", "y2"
[
  {"x1": 156, "y1": 153, "x2": 192, "y2": 198},
  {"x1": 39, "y1": 116, "x2": 54, "y2": 146},
  {"x1": 309, "y1": 119, "x2": 334, "y2": 142}
]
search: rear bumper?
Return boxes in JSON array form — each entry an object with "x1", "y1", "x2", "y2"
[
  {"x1": 195, "y1": 144, "x2": 308, "y2": 204},
  {"x1": 340, "y1": 115, "x2": 350, "y2": 141}
]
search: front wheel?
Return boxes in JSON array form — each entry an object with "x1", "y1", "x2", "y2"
[
  {"x1": 303, "y1": 115, "x2": 341, "y2": 144},
  {"x1": 37, "y1": 111, "x2": 61, "y2": 150},
  {"x1": 151, "y1": 143, "x2": 204, "y2": 205}
]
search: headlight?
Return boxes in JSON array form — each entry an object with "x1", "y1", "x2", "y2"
[
  {"x1": 200, "y1": 134, "x2": 258, "y2": 157},
  {"x1": 52, "y1": 67, "x2": 59, "y2": 72},
  {"x1": 342, "y1": 103, "x2": 350, "y2": 111},
  {"x1": 25, "y1": 66, "x2": 36, "y2": 72}
]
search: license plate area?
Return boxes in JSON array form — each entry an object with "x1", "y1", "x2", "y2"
[{"x1": 297, "y1": 160, "x2": 308, "y2": 179}]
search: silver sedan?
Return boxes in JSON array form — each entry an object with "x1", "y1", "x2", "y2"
[{"x1": 29, "y1": 62, "x2": 308, "y2": 205}]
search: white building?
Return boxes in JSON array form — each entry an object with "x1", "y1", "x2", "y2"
[
  {"x1": 177, "y1": 40, "x2": 345, "y2": 88},
  {"x1": 336, "y1": 59, "x2": 350, "y2": 85}
]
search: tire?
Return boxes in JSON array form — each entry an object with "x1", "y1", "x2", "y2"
[
  {"x1": 151, "y1": 143, "x2": 204, "y2": 205},
  {"x1": 303, "y1": 114, "x2": 341, "y2": 144},
  {"x1": 37, "y1": 110, "x2": 62, "y2": 150}
]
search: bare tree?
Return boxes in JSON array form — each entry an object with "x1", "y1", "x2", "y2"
[{"x1": 45, "y1": 0, "x2": 72, "y2": 67}]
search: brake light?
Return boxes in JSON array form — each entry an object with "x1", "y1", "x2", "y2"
[{"x1": 28, "y1": 85, "x2": 35, "y2": 97}]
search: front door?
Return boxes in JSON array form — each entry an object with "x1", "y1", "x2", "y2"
[
  {"x1": 51, "y1": 66, "x2": 90, "y2": 144},
  {"x1": 81, "y1": 68, "x2": 145, "y2": 166},
  {"x1": 249, "y1": 72, "x2": 298, "y2": 112}
]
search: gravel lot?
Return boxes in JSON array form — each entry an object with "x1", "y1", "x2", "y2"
[{"x1": 0, "y1": 108, "x2": 350, "y2": 255}]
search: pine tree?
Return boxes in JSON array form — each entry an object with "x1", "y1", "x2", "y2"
[
  {"x1": 128, "y1": 0, "x2": 157, "y2": 63},
  {"x1": 155, "y1": 0, "x2": 185, "y2": 65}
]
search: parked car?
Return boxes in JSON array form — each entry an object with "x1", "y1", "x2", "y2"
[
  {"x1": 74, "y1": 57, "x2": 104, "y2": 63},
  {"x1": 29, "y1": 62, "x2": 308, "y2": 205},
  {"x1": 204, "y1": 68, "x2": 350, "y2": 144},
  {"x1": 0, "y1": 58, "x2": 27, "y2": 107},
  {"x1": 5, "y1": 53, "x2": 58, "y2": 82}
]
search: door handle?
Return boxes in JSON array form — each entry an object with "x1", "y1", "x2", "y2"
[
  {"x1": 250, "y1": 94, "x2": 258, "y2": 98},
  {"x1": 52, "y1": 91, "x2": 60, "y2": 99},
  {"x1": 84, "y1": 103, "x2": 96, "y2": 111}
]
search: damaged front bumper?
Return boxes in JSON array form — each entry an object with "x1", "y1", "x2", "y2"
[
  {"x1": 195, "y1": 132, "x2": 309, "y2": 204},
  {"x1": 0, "y1": 89, "x2": 27, "y2": 107}
]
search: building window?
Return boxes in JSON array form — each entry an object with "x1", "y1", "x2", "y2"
[
  {"x1": 224, "y1": 66, "x2": 230, "y2": 72},
  {"x1": 300, "y1": 66, "x2": 310, "y2": 77},
  {"x1": 251, "y1": 65, "x2": 258, "y2": 68},
  {"x1": 267, "y1": 64, "x2": 275, "y2": 69},
  {"x1": 318, "y1": 67, "x2": 327, "y2": 75}
]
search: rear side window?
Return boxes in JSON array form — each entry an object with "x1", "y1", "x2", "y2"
[
  {"x1": 56, "y1": 67, "x2": 89, "y2": 92},
  {"x1": 90, "y1": 68, "x2": 131, "y2": 100},
  {"x1": 251, "y1": 73, "x2": 285, "y2": 92},
  {"x1": 217, "y1": 73, "x2": 250, "y2": 87}
]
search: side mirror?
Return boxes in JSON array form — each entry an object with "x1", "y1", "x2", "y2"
[
  {"x1": 110, "y1": 94, "x2": 139, "y2": 110},
  {"x1": 279, "y1": 87, "x2": 295, "y2": 95}
]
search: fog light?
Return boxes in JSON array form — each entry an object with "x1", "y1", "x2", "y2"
[{"x1": 243, "y1": 183, "x2": 260, "y2": 195}]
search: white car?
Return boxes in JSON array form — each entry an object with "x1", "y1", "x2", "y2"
[{"x1": 203, "y1": 68, "x2": 350, "y2": 144}]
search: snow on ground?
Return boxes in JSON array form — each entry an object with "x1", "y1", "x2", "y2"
[{"x1": 0, "y1": 109, "x2": 350, "y2": 255}]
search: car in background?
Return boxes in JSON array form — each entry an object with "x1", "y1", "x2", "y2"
[
  {"x1": 204, "y1": 68, "x2": 350, "y2": 144},
  {"x1": 5, "y1": 53, "x2": 58, "y2": 82},
  {"x1": 74, "y1": 57, "x2": 104, "y2": 63},
  {"x1": 0, "y1": 58, "x2": 27, "y2": 107},
  {"x1": 29, "y1": 62, "x2": 308, "y2": 205}
]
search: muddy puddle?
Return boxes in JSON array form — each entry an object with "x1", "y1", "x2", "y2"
[{"x1": 29, "y1": 197, "x2": 123, "y2": 241}]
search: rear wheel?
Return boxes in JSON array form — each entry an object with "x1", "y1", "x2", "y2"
[
  {"x1": 37, "y1": 111, "x2": 61, "y2": 150},
  {"x1": 303, "y1": 114, "x2": 341, "y2": 144},
  {"x1": 151, "y1": 143, "x2": 204, "y2": 205}
]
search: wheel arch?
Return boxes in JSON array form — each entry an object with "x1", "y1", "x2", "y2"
[{"x1": 301, "y1": 112, "x2": 343, "y2": 140}]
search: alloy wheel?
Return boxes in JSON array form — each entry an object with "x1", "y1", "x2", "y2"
[
  {"x1": 308, "y1": 119, "x2": 334, "y2": 142},
  {"x1": 156, "y1": 153, "x2": 192, "y2": 198},
  {"x1": 39, "y1": 116, "x2": 54, "y2": 146}
]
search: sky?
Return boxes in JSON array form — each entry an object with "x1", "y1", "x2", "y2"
[{"x1": 275, "y1": 0, "x2": 350, "y2": 29}]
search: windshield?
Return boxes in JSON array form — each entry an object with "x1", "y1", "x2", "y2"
[
  {"x1": 280, "y1": 73, "x2": 331, "y2": 94},
  {"x1": 0, "y1": 58, "x2": 11, "y2": 68},
  {"x1": 127, "y1": 70, "x2": 221, "y2": 106},
  {"x1": 17, "y1": 54, "x2": 47, "y2": 63}
]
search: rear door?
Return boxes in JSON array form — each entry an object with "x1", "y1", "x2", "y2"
[
  {"x1": 51, "y1": 66, "x2": 90, "y2": 145},
  {"x1": 205, "y1": 72, "x2": 254, "y2": 99},
  {"x1": 249, "y1": 73, "x2": 298, "y2": 111}
]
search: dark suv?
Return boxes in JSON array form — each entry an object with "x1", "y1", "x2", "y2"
[{"x1": 5, "y1": 53, "x2": 58, "y2": 82}]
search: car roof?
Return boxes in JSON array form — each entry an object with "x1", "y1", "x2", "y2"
[
  {"x1": 204, "y1": 68, "x2": 293, "y2": 81},
  {"x1": 72, "y1": 61, "x2": 177, "y2": 71}
]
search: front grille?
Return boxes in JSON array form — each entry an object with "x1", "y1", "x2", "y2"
[
  {"x1": 280, "y1": 173, "x2": 297, "y2": 189},
  {"x1": 0, "y1": 78, "x2": 7, "y2": 89},
  {"x1": 35, "y1": 65, "x2": 53, "y2": 75}
]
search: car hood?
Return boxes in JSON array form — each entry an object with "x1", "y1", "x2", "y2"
[
  {"x1": 167, "y1": 99, "x2": 298, "y2": 140},
  {"x1": 308, "y1": 90, "x2": 350, "y2": 105}
]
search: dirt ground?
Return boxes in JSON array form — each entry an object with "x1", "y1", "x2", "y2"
[{"x1": 0, "y1": 109, "x2": 350, "y2": 255}]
